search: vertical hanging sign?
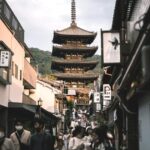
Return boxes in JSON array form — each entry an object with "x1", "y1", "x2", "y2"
[
  {"x1": 94, "y1": 92, "x2": 100, "y2": 103},
  {"x1": 103, "y1": 84, "x2": 111, "y2": 100},
  {"x1": 101, "y1": 30, "x2": 121, "y2": 66},
  {"x1": 0, "y1": 51, "x2": 11, "y2": 67}
]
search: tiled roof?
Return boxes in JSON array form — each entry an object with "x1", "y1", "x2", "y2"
[
  {"x1": 53, "y1": 25, "x2": 97, "y2": 44},
  {"x1": 53, "y1": 45, "x2": 97, "y2": 50},
  {"x1": 54, "y1": 73, "x2": 99, "y2": 79},
  {"x1": 54, "y1": 25, "x2": 96, "y2": 36},
  {"x1": 52, "y1": 45, "x2": 98, "y2": 57},
  {"x1": 52, "y1": 59, "x2": 99, "y2": 65}
]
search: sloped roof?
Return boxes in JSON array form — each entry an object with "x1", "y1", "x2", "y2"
[
  {"x1": 52, "y1": 45, "x2": 98, "y2": 57},
  {"x1": 52, "y1": 59, "x2": 99, "y2": 65},
  {"x1": 112, "y1": 0, "x2": 137, "y2": 30},
  {"x1": 54, "y1": 25, "x2": 96, "y2": 36},
  {"x1": 53, "y1": 45, "x2": 98, "y2": 51},
  {"x1": 53, "y1": 25, "x2": 97, "y2": 44},
  {"x1": 53, "y1": 73, "x2": 99, "y2": 80},
  {"x1": 51, "y1": 59, "x2": 99, "y2": 71}
]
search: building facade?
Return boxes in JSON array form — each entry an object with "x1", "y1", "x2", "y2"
[
  {"x1": 101, "y1": 0, "x2": 150, "y2": 150},
  {"x1": 0, "y1": 0, "x2": 38, "y2": 134}
]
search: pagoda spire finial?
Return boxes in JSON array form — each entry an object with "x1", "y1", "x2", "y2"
[{"x1": 71, "y1": 0, "x2": 77, "y2": 26}]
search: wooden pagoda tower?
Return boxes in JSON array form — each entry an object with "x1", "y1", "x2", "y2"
[{"x1": 51, "y1": 0, "x2": 99, "y2": 88}]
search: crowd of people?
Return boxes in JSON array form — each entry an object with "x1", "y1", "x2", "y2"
[
  {"x1": 55, "y1": 124, "x2": 115, "y2": 150},
  {"x1": 0, "y1": 112, "x2": 115, "y2": 150},
  {"x1": 0, "y1": 118, "x2": 54, "y2": 150},
  {"x1": 55, "y1": 109, "x2": 115, "y2": 150}
]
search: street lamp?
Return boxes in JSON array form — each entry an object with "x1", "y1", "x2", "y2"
[
  {"x1": 38, "y1": 98, "x2": 43, "y2": 107},
  {"x1": 35, "y1": 98, "x2": 43, "y2": 119}
]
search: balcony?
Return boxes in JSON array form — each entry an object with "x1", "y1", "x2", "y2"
[
  {"x1": 23, "y1": 59, "x2": 37, "y2": 89},
  {"x1": 22, "y1": 94, "x2": 36, "y2": 105}
]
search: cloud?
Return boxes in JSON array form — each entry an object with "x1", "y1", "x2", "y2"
[{"x1": 6, "y1": 0, "x2": 116, "y2": 54}]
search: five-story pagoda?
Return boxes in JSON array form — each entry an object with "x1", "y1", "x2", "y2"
[{"x1": 51, "y1": 0, "x2": 99, "y2": 88}]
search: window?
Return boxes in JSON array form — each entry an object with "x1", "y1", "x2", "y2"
[
  {"x1": 4, "y1": 4, "x2": 11, "y2": 20},
  {"x1": 11, "y1": 61, "x2": 14, "y2": 76},
  {"x1": 15, "y1": 64, "x2": 18, "y2": 79},
  {"x1": 12, "y1": 16, "x2": 18, "y2": 30},
  {"x1": 20, "y1": 70, "x2": 22, "y2": 80},
  {"x1": 0, "y1": 3, "x2": 2, "y2": 13}
]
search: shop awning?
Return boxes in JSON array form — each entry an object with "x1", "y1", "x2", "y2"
[{"x1": 8, "y1": 102, "x2": 58, "y2": 125}]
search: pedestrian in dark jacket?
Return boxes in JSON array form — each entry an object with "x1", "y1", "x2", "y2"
[
  {"x1": 92, "y1": 125, "x2": 115, "y2": 150},
  {"x1": 29, "y1": 118, "x2": 53, "y2": 150}
]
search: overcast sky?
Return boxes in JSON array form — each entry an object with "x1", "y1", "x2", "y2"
[{"x1": 7, "y1": 0, "x2": 116, "y2": 55}]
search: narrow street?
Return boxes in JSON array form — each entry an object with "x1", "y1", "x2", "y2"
[{"x1": 0, "y1": 0, "x2": 150, "y2": 150}]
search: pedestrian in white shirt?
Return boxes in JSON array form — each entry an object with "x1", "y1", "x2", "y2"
[
  {"x1": 68, "y1": 126, "x2": 84, "y2": 150},
  {"x1": 0, "y1": 126, "x2": 15, "y2": 150},
  {"x1": 10, "y1": 119, "x2": 31, "y2": 150},
  {"x1": 63, "y1": 131, "x2": 70, "y2": 150}
]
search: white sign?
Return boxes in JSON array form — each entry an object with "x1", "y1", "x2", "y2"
[
  {"x1": 94, "y1": 92, "x2": 100, "y2": 103},
  {"x1": 103, "y1": 84, "x2": 111, "y2": 100},
  {"x1": 102, "y1": 31, "x2": 121, "y2": 65},
  {"x1": 67, "y1": 89, "x2": 76, "y2": 95},
  {"x1": 0, "y1": 51, "x2": 11, "y2": 67},
  {"x1": 96, "y1": 103, "x2": 101, "y2": 112}
]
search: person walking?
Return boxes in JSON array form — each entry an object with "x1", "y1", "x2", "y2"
[
  {"x1": 68, "y1": 126, "x2": 85, "y2": 150},
  {"x1": 55, "y1": 130, "x2": 64, "y2": 150},
  {"x1": 92, "y1": 125, "x2": 115, "y2": 150},
  {"x1": 29, "y1": 118, "x2": 53, "y2": 150},
  {"x1": 83, "y1": 126, "x2": 93, "y2": 150},
  {"x1": 44, "y1": 125, "x2": 55, "y2": 150},
  {"x1": 63, "y1": 131, "x2": 70, "y2": 150},
  {"x1": 0, "y1": 125, "x2": 15, "y2": 150},
  {"x1": 10, "y1": 119, "x2": 31, "y2": 150}
]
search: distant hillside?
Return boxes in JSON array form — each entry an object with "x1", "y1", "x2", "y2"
[{"x1": 30, "y1": 48, "x2": 101, "y2": 75}]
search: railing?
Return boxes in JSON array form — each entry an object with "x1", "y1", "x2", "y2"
[
  {"x1": 23, "y1": 59, "x2": 37, "y2": 89},
  {"x1": 22, "y1": 94, "x2": 36, "y2": 105}
]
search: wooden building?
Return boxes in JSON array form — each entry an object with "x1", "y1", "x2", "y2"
[
  {"x1": 51, "y1": 0, "x2": 99, "y2": 106},
  {"x1": 51, "y1": 0, "x2": 98, "y2": 88},
  {"x1": 101, "y1": 0, "x2": 150, "y2": 150}
]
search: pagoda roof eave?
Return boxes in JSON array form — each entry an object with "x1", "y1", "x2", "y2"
[
  {"x1": 53, "y1": 45, "x2": 98, "y2": 51},
  {"x1": 53, "y1": 25, "x2": 97, "y2": 44},
  {"x1": 52, "y1": 45, "x2": 98, "y2": 57},
  {"x1": 54, "y1": 25, "x2": 97, "y2": 36},
  {"x1": 51, "y1": 60, "x2": 99, "y2": 71},
  {"x1": 51, "y1": 60, "x2": 99, "y2": 65},
  {"x1": 53, "y1": 73, "x2": 99, "y2": 80}
]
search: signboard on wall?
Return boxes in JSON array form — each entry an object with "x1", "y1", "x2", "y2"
[
  {"x1": 103, "y1": 84, "x2": 111, "y2": 100},
  {"x1": 94, "y1": 92, "x2": 100, "y2": 103},
  {"x1": 67, "y1": 89, "x2": 76, "y2": 95},
  {"x1": 0, "y1": 51, "x2": 11, "y2": 67},
  {"x1": 101, "y1": 30, "x2": 121, "y2": 66},
  {"x1": 96, "y1": 103, "x2": 101, "y2": 112}
]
